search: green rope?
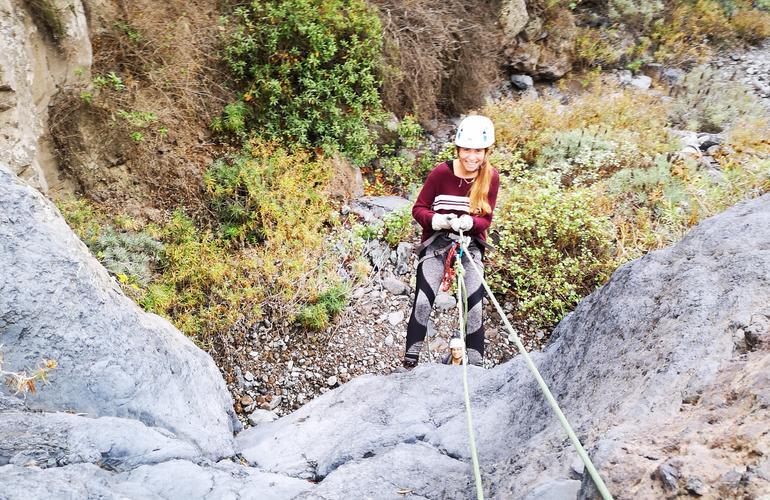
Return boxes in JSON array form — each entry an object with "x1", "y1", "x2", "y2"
[
  {"x1": 454, "y1": 245, "x2": 485, "y2": 500},
  {"x1": 456, "y1": 235, "x2": 614, "y2": 500}
]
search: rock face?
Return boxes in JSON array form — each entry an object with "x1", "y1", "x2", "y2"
[
  {"x1": 0, "y1": 163, "x2": 238, "y2": 458},
  {"x1": 238, "y1": 193, "x2": 770, "y2": 498},
  {"x1": 0, "y1": 0, "x2": 91, "y2": 192},
  {"x1": 502, "y1": 6, "x2": 577, "y2": 80}
]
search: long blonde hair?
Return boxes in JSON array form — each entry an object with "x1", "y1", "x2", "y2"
[{"x1": 459, "y1": 147, "x2": 493, "y2": 215}]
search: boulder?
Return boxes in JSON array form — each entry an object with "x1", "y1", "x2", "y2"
[
  {"x1": 350, "y1": 196, "x2": 411, "y2": 223},
  {"x1": 0, "y1": 163, "x2": 238, "y2": 459}
]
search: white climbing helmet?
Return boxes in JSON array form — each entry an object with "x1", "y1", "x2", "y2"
[
  {"x1": 454, "y1": 115, "x2": 495, "y2": 149},
  {"x1": 449, "y1": 337, "x2": 465, "y2": 349}
]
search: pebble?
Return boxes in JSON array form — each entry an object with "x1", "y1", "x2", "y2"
[
  {"x1": 384, "y1": 334, "x2": 394, "y2": 347},
  {"x1": 388, "y1": 311, "x2": 405, "y2": 326},
  {"x1": 327, "y1": 376, "x2": 338, "y2": 387}
]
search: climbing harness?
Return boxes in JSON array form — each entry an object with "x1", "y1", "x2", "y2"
[{"x1": 452, "y1": 230, "x2": 614, "y2": 500}]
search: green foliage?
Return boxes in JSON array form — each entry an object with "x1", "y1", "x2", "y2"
[
  {"x1": 117, "y1": 110, "x2": 158, "y2": 128},
  {"x1": 57, "y1": 197, "x2": 163, "y2": 291},
  {"x1": 757, "y1": 0, "x2": 770, "y2": 11},
  {"x1": 536, "y1": 128, "x2": 643, "y2": 186},
  {"x1": 91, "y1": 228, "x2": 164, "y2": 286},
  {"x1": 114, "y1": 20, "x2": 142, "y2": 45},
  {"x1": 297, "y1": 283, "x2": 350, "y2": 330},
  {"x1": 204, "y1": 141, "x2": 333, "y2": 245},
  {"x1": 607, "y1": 0, "x2": 664, "y2": 27},
  {"x1": 488, "y1": 174, "x2": 615, "y2": 327},
  {"x1": 668, "y1": 66, "x2": 759, "y2": 133},
  {"x1": 395, "y1": 115, "x2": 424, "y2": 149},
  {"x1": 93, "y1": 72, "x2": 126, "y2": 91},
  {"x1": 297, "y1": 303, "x2": 331, "y2": 330},
  {"x1": 352, "y1": 205, "x2": 417, "y2": 247},
  {"x1": 210, "y1": 102, "x2": 249, "y2": 138},
  {"x1": 221, "y1": 0, "x2": 384, "y2": 165}
]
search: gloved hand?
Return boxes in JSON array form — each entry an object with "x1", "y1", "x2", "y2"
[
  {"x1": 450, "y1": 214, "x2": 473, "y2": 232},
  {"x1": 431, "y1": 213, "x2": 457, "y2": 231}
]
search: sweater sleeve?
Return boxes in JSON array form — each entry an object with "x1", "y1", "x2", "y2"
[
  {"x1": 468, "y1": 168, "x2": 500, "y2": 236},
  {"x1": 412, "y1": 166, "x2": 441, "y2": 230}
]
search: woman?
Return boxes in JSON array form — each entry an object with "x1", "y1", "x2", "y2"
[{"x1": 403, "y1": 115, "x2": 500, "y2": 368}]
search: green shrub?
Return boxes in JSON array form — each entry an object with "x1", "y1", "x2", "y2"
[
  {"x1": 204, "y1": 141, "x2": 333, "y2": 246},
  {"x1": 668, "y1": 65, "x2": 759, "y2": 133},
  {"x1": 297, "y1": 303, "x2": 331, "y2": 330},
  {"x1": 297, "y1": 283, "x2": 350, "y2": 330},
  {"x1": 607, "y1": 0, "x2": 665, "y2": 27},
  {"x1": 536, "y1": 128, "x2": 644, "y2": 186},
  {"x1": 488, "y1": 174, "x2": 615, "y2": 327},
  {"x1": 57, "y1": 197, "x2": 163, "y2": 287},
  {"x1": 221, "y1": 0, "x2": 384, "y2": 165},
  {"x1": 92, "y1": 228, "x2": 164, "y2": 286},
  {"x1": 352, "y1": 205, "x2": 417, "y2": 247}
]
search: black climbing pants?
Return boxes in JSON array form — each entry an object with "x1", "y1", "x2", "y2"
[{"x1": 404, "y1": 235, "x2": 485, "y2": 363}]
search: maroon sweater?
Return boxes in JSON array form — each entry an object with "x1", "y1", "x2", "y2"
[{"x1": 412, "y1": 161, "x2": 500, "y2": 243}]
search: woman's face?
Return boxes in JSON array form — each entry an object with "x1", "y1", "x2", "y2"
[
  {"x1": 451, "y1": 347, "x2": 464, "y2": 360},
  {"x1": 458, "y1": 147, "x2": 486, "y2": 173}
]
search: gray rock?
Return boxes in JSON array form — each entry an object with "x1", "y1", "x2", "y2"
[
  {"x1": 395, "y1": 242, "x2": 413, "y2": 276},
  {"x1": 510, "y1": 74, "x2": 534, "y2": 90},
  {"x1": 500, "y1": 0, "x2": 529, "y2": 42},
  {"x1": 0, "y1": 0, "x2": 91, "y2": 193},
  {"x1": 0, "y1": 460, "x2": 312, "y2": 500},
  {"x1": 0, "y1": 164, "x2": 238, "y2": 458},
  {"x1": 522, "y1": 479, "x2": 581, "y2": 500},
  {"x1": 662, "y1": 67, "x2": 686, "y2": 86},
  {"x1": 616, "y1": 70, "x2": 633, "y2": 86},
  {"x1": 326, "y1": 376, "x2": 338, "y2": 387},
  {"x1": 384, "y1": 334, "x2": 394, "y2": 347},
  {"x1": 248, "y1": 409, "x2": 279, "y2": 427},
  {"x1": 434, "y1": 293, "x2": 457, "y2": 311},
  {"x1": 685, "y1": 476, "x2": 708, "y2": 496},
  {"x1": 655, "y1": 461, "x2": 681, "y2": 491},
  {"x1": 305, "y1": 443, "x2": 468, "y2": 498},
  {"x1": 350, "y1": 196, "x2": 411, "y2": 223},
  {"x1": 0, "y1": 410, "x2": 199, "y2": 471},
  {"x1": 629, "y1": 75, "x2": 652, "y2": 90},
  {"x1": 382, "y1": 277, "x2": 409, "y2": 296},
  {"x1": 387, "y1": 311, "x2": 404, "y2": 326},
  {"x1": 366, "y1": 240, "x2": 390, "y2": 270}
]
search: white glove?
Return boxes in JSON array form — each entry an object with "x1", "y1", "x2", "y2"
[
  {"x1": 450, "y1": 214, "x2": 473, "y2": 232},
  {"x1": 431, "y1": 213, "x2": 456, "y2": 231}
]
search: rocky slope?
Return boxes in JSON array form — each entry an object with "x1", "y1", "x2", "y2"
[{"x1": 2, "y1": 161, "x2": 768, "y2": 498}]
